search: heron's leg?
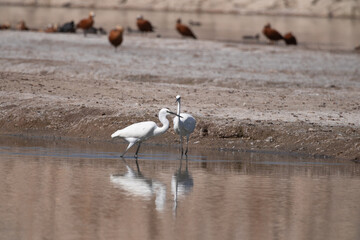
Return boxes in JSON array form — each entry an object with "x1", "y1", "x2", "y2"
[
  {"x1": 134, "y1": 142, "x2": 141, "y2": 158},
  {"x1": 185, "y1": 135, "x2": 189, "y2": 156},
  {"x1": 121, "y1": 141, "x2": 136, "y2": 158},
  {"x1": 179, "y1": 154, "x2": 183, "y2": 170}
]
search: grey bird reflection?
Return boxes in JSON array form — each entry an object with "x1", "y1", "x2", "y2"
[
  {"x1": 110, "y1": 158, "x2": 166, "y2": 212},
  {"x1": 172, "y1": 156, "x2": 194, "y2": 213}
]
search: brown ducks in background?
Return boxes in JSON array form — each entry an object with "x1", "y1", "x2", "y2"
[
  {"x1": 17, "y1": 20, "x2": 29, "y2": 31},
  {"x1": 108, "y1": 25, "x2": 124, "y2": 51},
  {"x1": 262, "y1": 23, "x2": 283, "y2": 43},
  {"x1": 76, "y1": 11, "x2": 95, "y2": 36},
  {"x1": 0, "y1": 22, "x2": 10, "y2": 30},
  {"x1": 136, "y1": 15, "x2": 154, "y2": 32},
  {"x1": 283, "y1": 32, "x2": 297, "y2": 45},
  {"x1": 44, "y1": 24, "x2": 58, "y2": 33},
  {"x1": 58, "y1": 21, "x2": 76, "y2": 33},
  {"x1": 176, "y1": 19, "x2": 197, "y2": 39}
]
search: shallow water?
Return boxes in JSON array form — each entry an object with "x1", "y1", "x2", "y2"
[
  {"x1": 0, "y1": 136, "x2": 360, "y2": 240},
  {"x1": 0, "y1": 6, "x2": 360, "y2": 50}
]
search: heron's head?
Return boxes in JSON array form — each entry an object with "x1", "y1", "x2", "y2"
[
  {"x1": 137, "y1": 15, "x2": 143, "y2": 20},
  {"x1": 176, "y1": 18, "x2": 181, "y2": 24},
  {"x1": 89, "y1": 11, "x2": 95, "y2": 18},
  {"x1": 264, "y1": 23, "x2": 271, "y2": 28},
  {"x1": 175, "y1": 95, "x2": 181, "y2": 103}
]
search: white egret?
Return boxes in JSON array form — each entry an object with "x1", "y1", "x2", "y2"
[
  {"x1": 111, "y1": 108, "x2": 181, "y2": 158},
  {"x1": 173, "y1": 95, "x2": 196, "y2": 156}
]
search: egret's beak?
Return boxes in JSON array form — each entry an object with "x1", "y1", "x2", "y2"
[
  {"x1": 175, "y1": 98, "x2": 180, "y2": 103},
  {"x1": 167, "y1": 110, "x2": 183, "y2": 118}
]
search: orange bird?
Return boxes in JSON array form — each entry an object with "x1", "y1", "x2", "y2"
[
  {"x1": 76, "y1": 11, "x2": 95, "y2": 36},
  {"x1": 283, "y1": 32, "x2": 297, "y2": 45},
  {"x1": 176, "y1": 19, "x2": 197, "y2": 39},
  {"x1": 262, "y1": 23, "x2": 283, "y2": 43},
  {"x1": 108, "y1": 26, "x2": 124, "y2": 51},
  {"x1": 136, "y1": 15, "x2": 154, "y2": 32}
]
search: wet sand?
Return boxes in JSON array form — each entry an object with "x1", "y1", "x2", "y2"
[{"x1": 0, "y1": 31, "x2": 359, "y2": 160}]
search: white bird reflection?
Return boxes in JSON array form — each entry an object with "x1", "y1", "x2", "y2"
[
  {"x1": 110, "y1": 159, "x2": 166, "y2": 212},
  {"x1": 172, "y1": 156, "x2": 194, "y2": 213}
]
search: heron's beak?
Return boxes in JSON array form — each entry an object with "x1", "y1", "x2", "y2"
[{"x1": 167, "y1": 110, "x2": 183, "y2": 118}]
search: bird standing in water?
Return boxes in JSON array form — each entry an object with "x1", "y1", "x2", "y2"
[
  {"x1": 108, "y1": 25, "x2": 124, "y2": 51},
  {"x1": 262, "y1": 23, "x2": 283, "y2": 43},
  {"x1": 176, "y1": 19, "x2": 197, "y2": 39},
  {"x1": 136, "y1": 15, "x2": 154, "y2": 33},
  {"x1": 173, "y1": 95, "x2": 196, "y2": 156},
  {"x1": 76, "y1": 11, "x2": 95, "y2": 36},
  {"x1": 111, "y1": 108, "x2": 181, "y2": 158}
]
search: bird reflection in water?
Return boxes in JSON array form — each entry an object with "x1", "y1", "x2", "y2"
[
  {"x1": 172, "y1": 156, "x2": 194, "y2": 214},
  {"x1": 110, "y1": 158, "x2": 166, "y2": 212}
]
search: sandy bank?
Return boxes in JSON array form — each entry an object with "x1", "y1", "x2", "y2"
[{"x1": 0, "y1": 31, "x2": 359, "y2": 160}]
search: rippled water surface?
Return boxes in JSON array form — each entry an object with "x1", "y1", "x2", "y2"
[
  {"x1": 0, "y1": 6, "x2": 360, "y2": 50},
  {"x1": 0, "y1": 136, "x2": 360, "y2": 240}
]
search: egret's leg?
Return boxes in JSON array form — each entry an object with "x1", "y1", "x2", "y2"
[
  {"x1": 121, "y1": 141, "x2": 136, "y2": 157},
  {"x1": 135, "y1": 158, "x2": 140, "y2": 172},
  {"x1": 135, "y1": 143, "x2": 141, "y2": 158},
  {"x1": 185, "y1": 135, "x2": 189, "y2": 156}
]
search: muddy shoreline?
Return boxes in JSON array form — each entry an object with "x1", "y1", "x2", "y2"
[{"x1": 0, "y1": 31, "x2": 359, "y2": 160}]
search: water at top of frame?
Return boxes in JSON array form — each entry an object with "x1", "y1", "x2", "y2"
[{"x1": 0, "y1": 5, "x2": 360, "y2": 50}]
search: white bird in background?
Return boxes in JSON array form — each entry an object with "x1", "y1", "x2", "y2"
[
  {"x1": 111, "y1": 108, "x2": 181, "y2": 158},
  {"x1": 173, "y1": 95, "x2": 196, "y2": 156}
]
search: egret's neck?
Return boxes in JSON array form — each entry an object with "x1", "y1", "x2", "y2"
[{"x1": 154, "y1": 114, "x2": 170, "y2": 136}]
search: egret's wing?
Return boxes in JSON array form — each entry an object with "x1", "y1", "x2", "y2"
[{"x1": 115, "y1": 121, "x2": 157, "y2": 139}]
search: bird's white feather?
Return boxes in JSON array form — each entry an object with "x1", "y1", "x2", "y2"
[
  {"x1": 173, "y1": 113, "x2": 196, "y2": 136},
  {"x1": 111, "y1": 121, "x2": 157, "y2": 140}
]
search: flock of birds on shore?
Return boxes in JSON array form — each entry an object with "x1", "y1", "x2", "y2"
[
  {"x1": 0, "y1": 11, "x2": 299, "y2": 51},
  {"x1": 0, "y1": 12, "x2": 305, "y2": 158}
]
